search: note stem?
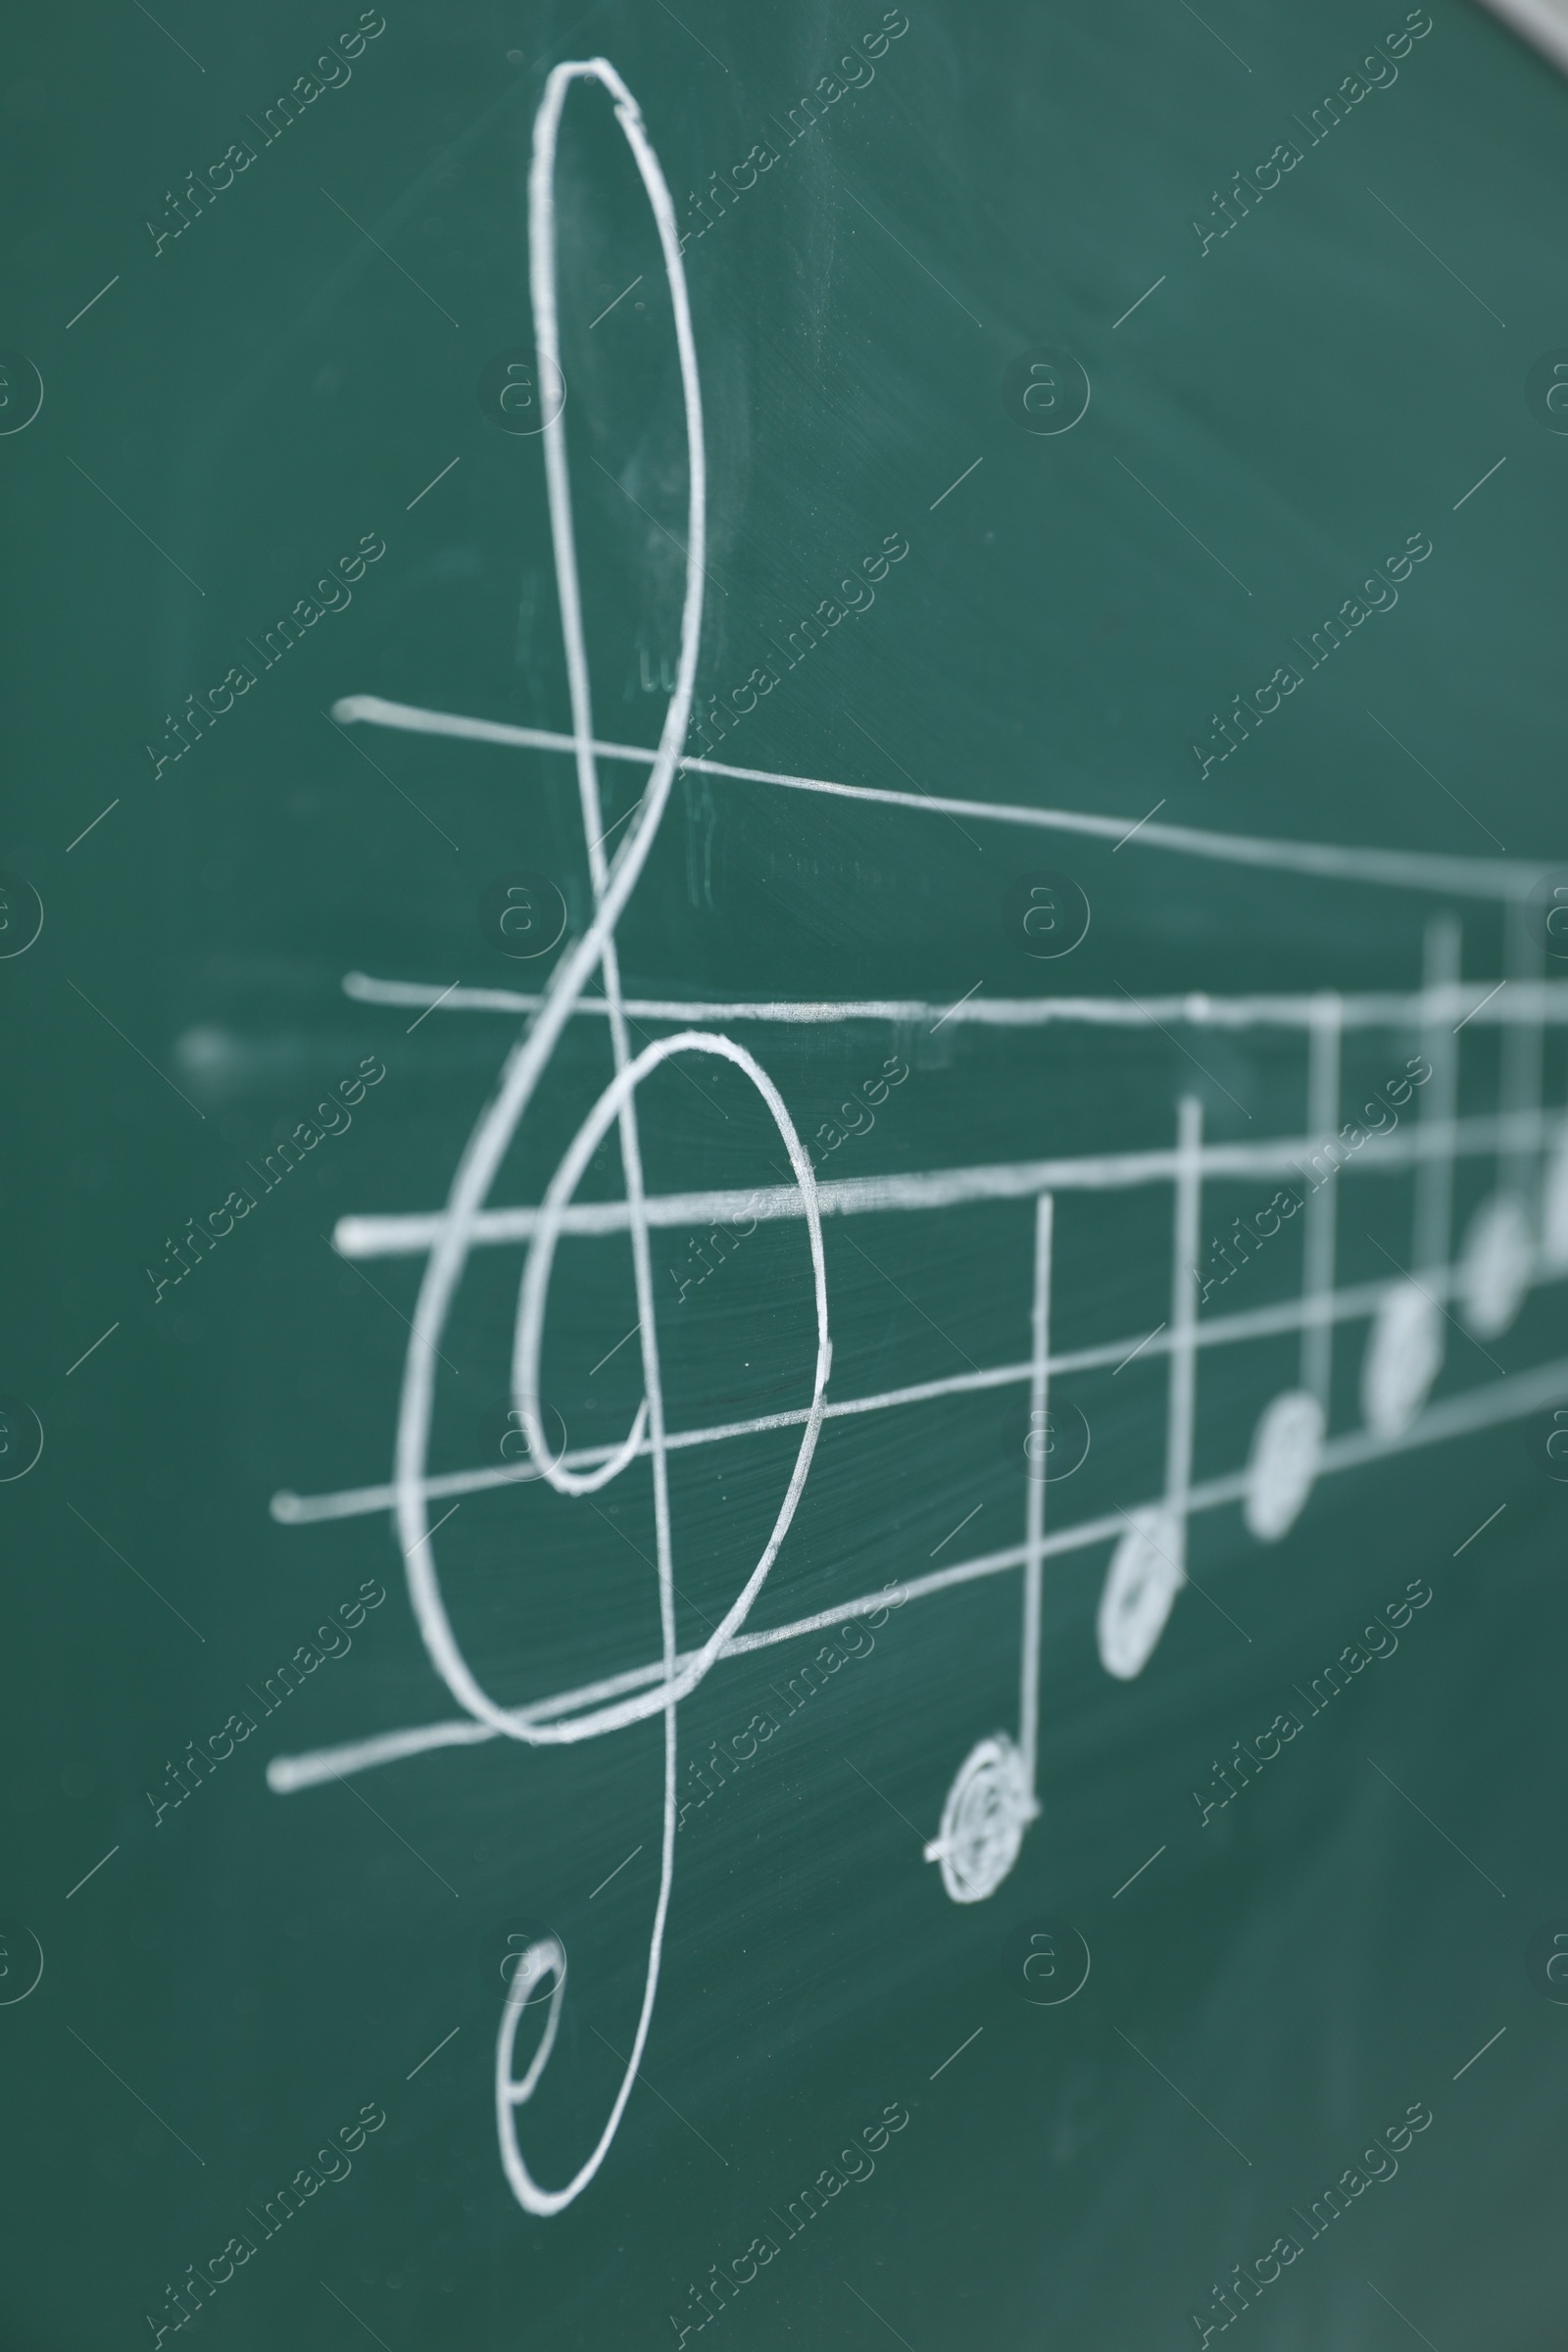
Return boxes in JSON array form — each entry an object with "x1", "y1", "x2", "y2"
[
  {"x1": 1499, "y1": 889, "x2": 1544, "y2": 1203},
  {"x1": 1017, "y1": 1193, "x2": 1053, "y2": 1795},
  {"x1": 1414, "y1": 916, "x2": 1461, "y2": 1276},
  {"x1": 1163, "y1": 1100, "x2": 1203, "y2": 1573},
  {"x1": 1299, "y1": 996, "x2": 1343, "y2": 1409}
]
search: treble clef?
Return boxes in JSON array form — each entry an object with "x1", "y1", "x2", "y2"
[{"x1": 385, "y1": 59, "x2": 832, "y2": 2217}]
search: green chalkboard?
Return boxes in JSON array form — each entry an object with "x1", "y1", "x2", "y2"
[{"x1": 6, "y1": 0, "x2": 1568, "y2": 2345}]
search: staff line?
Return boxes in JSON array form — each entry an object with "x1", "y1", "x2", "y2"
[
  {"x1": 344, "y1": 969, "x2": 1568, "y2": 1031},
  {"x1": 271, "y1": 1250, "x2": 1560, "y2": 1528},
  {"x1": 268, "y1": 1340, "x2": 1568, "y2": 1794},
  {"x1": 332, "y1": 1105, "x2": 1568, "y2": 1259},
  {"x1": 328, "y1": 694, "x2": 1551, "y2": 902}
]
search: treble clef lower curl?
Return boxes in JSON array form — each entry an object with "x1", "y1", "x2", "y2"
[{"x1": 384, "y1": 60, "x2": 832, "y2": 2217}]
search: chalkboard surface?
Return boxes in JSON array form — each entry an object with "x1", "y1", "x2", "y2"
[{"x1": 6, "y1": 2, "x2": 1568, "y2": 2346}]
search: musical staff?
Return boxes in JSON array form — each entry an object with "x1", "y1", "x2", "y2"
[{"x1": 264, "y1": 54, "x2": 1568, "y2": 2219}]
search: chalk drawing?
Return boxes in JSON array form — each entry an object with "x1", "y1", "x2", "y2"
[{"x1": 266, "y1": 56, "x2": 1568, "y2": 2216}]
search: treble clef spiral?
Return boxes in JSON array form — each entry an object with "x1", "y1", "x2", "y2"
[{"x1": 389, "y1": 59, "x2": 832, "y2": 2216}]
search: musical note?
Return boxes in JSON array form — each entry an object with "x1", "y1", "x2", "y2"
[
  {"x1": 1099, "y1": 1100, "x2": 1200, "y2": 1677},
  {"x1": 1242, "y1": 997, "x2": 1340, "y2": 1543},
  {"x1": 922, "y1": 1194, "x2": 1050, "y2": 1897},
  {"x1": 260, "y1": 55, "x2": 1568, "y2": 2219},
  {"x1": 1362, "y1": 919, "x2": 1448, "y2": 1439}
]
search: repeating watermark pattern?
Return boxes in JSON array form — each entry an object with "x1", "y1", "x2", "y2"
[
  {"x1": 492, "y1": 1927, "x2": 567, "y2": 2001},
  {"x1": 144, "y1": 12, "x2": 387, "y2": 256},
  {"x1": 1004, "y1": 1397, "x2": 1092, "y2": 1482},
  {"x1": 476, "y1": 348, "x2": 566, "y2": 436},
  {"x1": 1527, "y1": 869, "x2": 1568, "y2": 960},
  {"x1": 145, "y1": 1582, "x2": 386, "y2": 1827},
  {"x1": 1190, "y1": 2098, "x2": 1433, "y2": 2342},
  {"x1": 0, "y1": 1918, "x2": 44, "y2": 2006},
  {"x1": 1190, "y1": 13, "x2": 1433, "y2": 260},
  {"x1": 1189, "y1": 662, "x2": 1305, "y2": 779},
  {"x1": 0, "y1": 872, "x2": 44, "y2": 957},
  {"x1": 687, "y1": 531, "x2": 910, "y2": 761},
  {"x1": 1192, "y1": 140, "x2": 1305, "y2": 253},
  {"x1": 144, "y1": 1180, "x2": 261, "y2": 1301},
  {"x1": 661, "y1": 1054, "x2": 908, "y2": 1315},
  {"x1": 1194, "y1": 1057, "x2": 1433, "y2": 1304},
  {"x1": 270, "y1": 49, "x2": 1568, "y2": 2229},
  {"x1": 676, "y1": 1586, "x2": 906, "y2": 1831},
  {"x1": 1001, "y1": 348, "x2": 1090, "y2": 435},
  {"x1": 666, "y1": 2097, "x2": 910, "y2": 2341},
  {"x1": 1197, "y1": 1185, "x2": 1303, "y2": 1306},
  {"x1": 1192, "y1": 534, "x2": 1433, "y2": 777},
  {"x1": 0, "y1": 1399, "x2": 45, "y2": 1482},
  {"x1": 1528, "y1": 1920, "x2": 1568, "y2": 2002},
  {"x1": 479, "y1": 874, "x2": 567, "y2": 959},
  {"x1": 1004, "y1": 1916, "x2": 1092, "y2": 2006},
  {"x1": 1002, "y1": 870, "x2": 1091, "y2": 957},
  {"x1": 667, "y1": 1203, "x2": 760, "y2": 1305},
  {"x1": 480, "y1": 1398, "x2": 569, "y2": 1470},
  {"x1": 675, "y1": 11, "x2": 910, "y2": 254},
  {"x1": 144, "y1": 533, "x2": 388, "y2": 778},
  {"x1": 1191, "y1": 1576, "x2": 1432, "y2": 1826},
  {"x1": 0, "y1": 348, "x2": 44, "y2": 435},
  {"x1": 1523, "y1": 1401, "x2": 1568, "y2": 1482},
  {"x1": 144, "y1": 1057, "x2": 386, "y2": 1302},
  {"x1": 143, "y1": 2098, "x2": 387, "y2": 2342},
  {"x1": 1527, "y1": 349, "x2": 1568, "y2": 434},
  {"x1": 808, "y1": 1053, "x2": 909, "y2": 1169}
]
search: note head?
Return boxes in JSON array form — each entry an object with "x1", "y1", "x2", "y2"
[
  {"x1": 926, "y1": 1735, "x2": 1036, "y2": 1905},
  {"x1": 1244, "y1": 1390, "x2": 1324, "y2": 1544},
  {"x1": 1098, "y1": 1506, "x2": 1185, "y2": 1680},
  {"x1": 1361, "y1": 1282, "x2": 1445, "y2": 1441},
  {"x1": 1458, "y1": 1191, "x2": 1534, "y2": 1340}
]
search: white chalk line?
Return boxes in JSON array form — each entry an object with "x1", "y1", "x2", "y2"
[
  {"x1": 329, "y1": 694, "x2": 1552, "y2": 902},
  {"x1": 375, "y1": 55, "x2": 715, "y2": 2223},
  {"x1": 344, "y1": 970, "x2": 1568, "y2": 1035},
  {"x1": 477, "y1": 55, "x2": 706, "y2": 2222},
  {"x1": 273, "y1": 1357, "x2": 1032, "y2": 1524},
  {"x1": 504, "y1": 1034, "x2": 829, "y2": 1749},
  {"x1": 333, "y1": 1108, "x2": 1566, "y2": 1259},
  {"x1": 269, "y1": 1341, "x2": 1568, "y2": 1796},
  {"x1": 271, "y1": 1248, "x2": 1553, "y2": 1529},
  {"x1": 278, "y1": 49, "x2": 1568, "y2": 2228},
  {"x1": 495, "y1": 49, "x2": 681, "y2": 2230}
]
